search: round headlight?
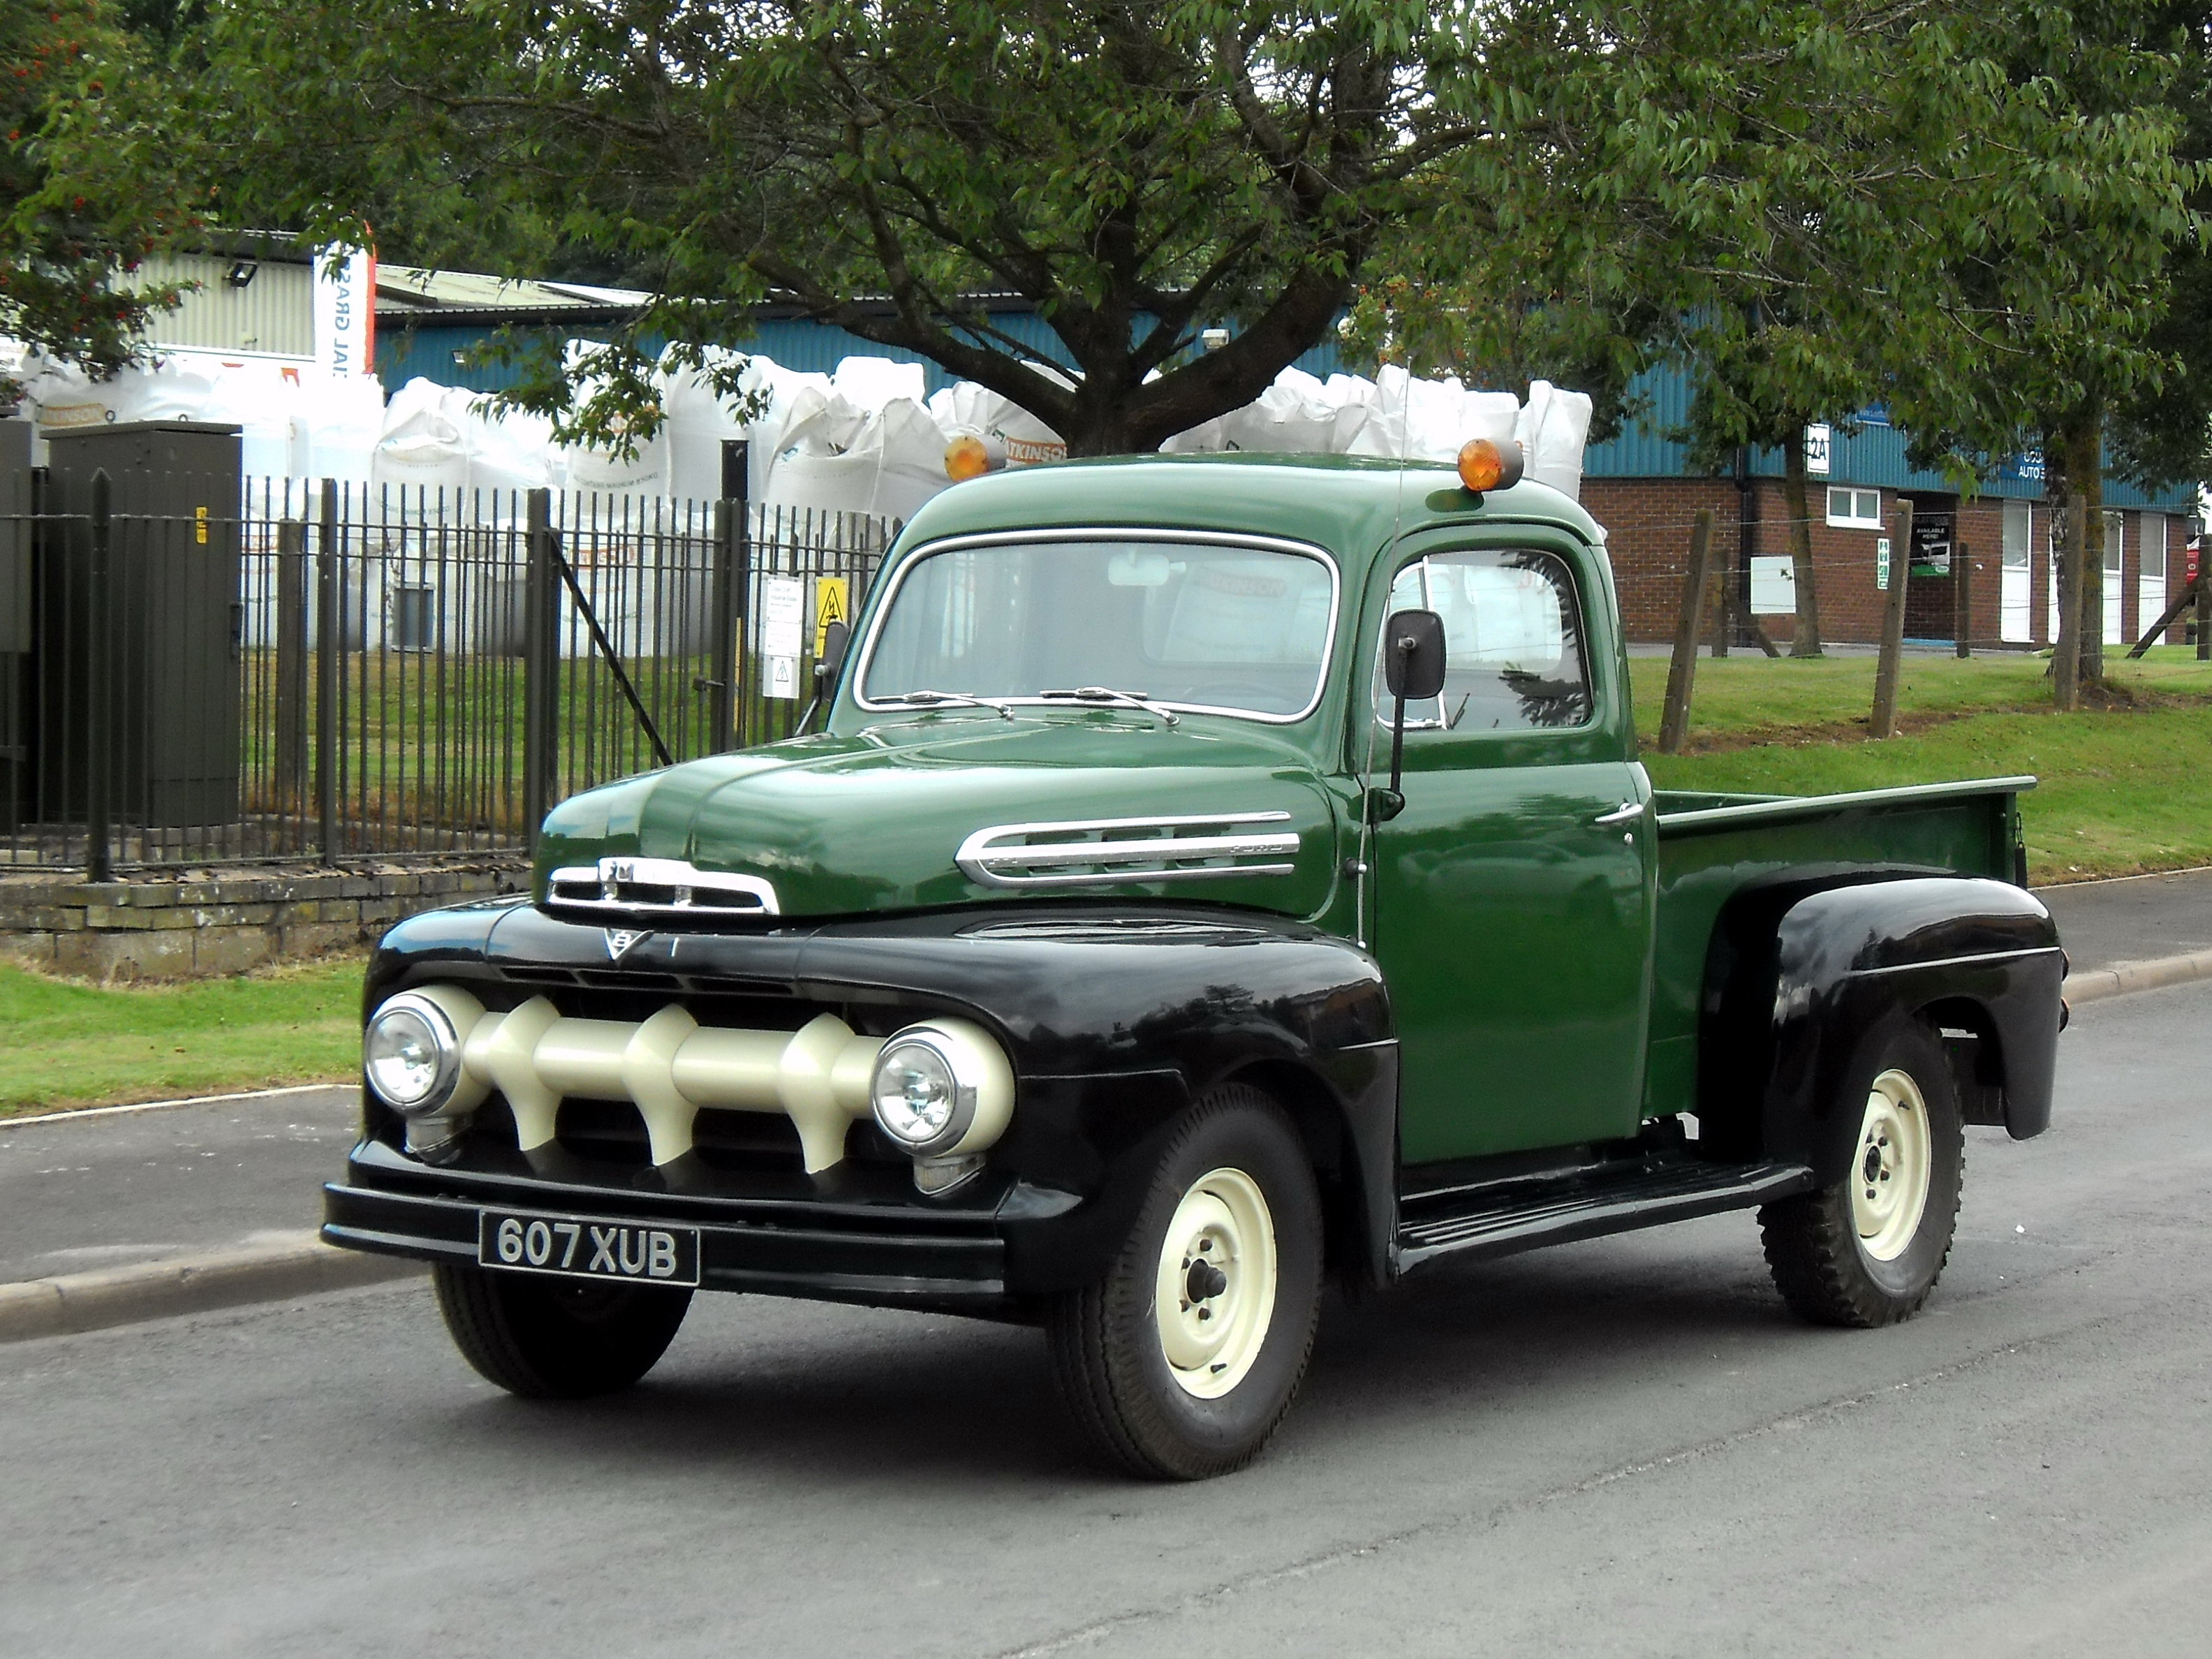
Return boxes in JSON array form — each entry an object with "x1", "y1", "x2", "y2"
[
  {"x1": 868, "y1": 1019, "x2": 1014, "y2": 1160},
  {"x1": 364, "y1": 992, "x2": 463, "y2": 1116},
  {"x1": 872, "y1": 1035, "x2": 970, "y2": 1152}
]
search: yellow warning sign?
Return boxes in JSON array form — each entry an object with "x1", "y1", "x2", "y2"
[{"x1": 813, "y1": 577, "x2": 849, "y2": 654}]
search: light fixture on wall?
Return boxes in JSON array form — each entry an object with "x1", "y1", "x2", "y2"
[{"x1": 223, "y1": 260, "x2": 257, "y2": 289}]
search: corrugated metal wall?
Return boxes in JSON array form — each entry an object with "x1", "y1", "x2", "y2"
[
  {"x1": 135, "y1": 253, "x2": 316, "y2": 358},
  {"x1": 376, "y1": 312, "x2": 1348, "y2": 400}
]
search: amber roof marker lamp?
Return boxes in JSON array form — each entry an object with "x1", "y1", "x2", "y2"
[
  {"x1": 944, "y1": 433, "x2": 1008, "y2": 482},
  {"x1": 1456, "y1": 436, "x2": 1525, "y2": 496}
]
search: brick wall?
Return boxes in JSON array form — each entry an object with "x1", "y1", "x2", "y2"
[
  {"x1": 1585, "y1": 478, "x2": 2189, "y2": 649},
  {"x1": 0, "y1": 860, "x2": 529, "y2": 980}
]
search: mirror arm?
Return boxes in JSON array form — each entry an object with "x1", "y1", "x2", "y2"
[{"x1": 1369, "y1": 640, "x2": 1414, "y2": 825}]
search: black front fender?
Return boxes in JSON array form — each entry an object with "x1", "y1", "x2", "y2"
[{"x1": 367, "y1": 901, "x2": 1401, "y2": 1292}]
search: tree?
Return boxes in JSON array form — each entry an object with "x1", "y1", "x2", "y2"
[
  {"x1": 0, "y1": 0, "x2": 187, "y2": 399},
  {"x1": 1357, "y1": 0, "x2": 2193, "y2": 670},
  {"x1": 105, "y1": 0, "x2": 1487, "y2": 455}
]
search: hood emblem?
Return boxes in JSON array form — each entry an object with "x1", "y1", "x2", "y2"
[
  {"x1": 543, "y1": 857, "x2": 781, "y2": 919},
  {"x1": 604, "y1": 928, "x2": 650, "y2": 961}
]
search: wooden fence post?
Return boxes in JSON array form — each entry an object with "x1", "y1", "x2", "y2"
[
  {"x1": 1871, "y1": 499, "x2": 1914, "y2": 738},
  {"x1": 2199, "y1": 569, "x2": 2211, "y2": 663},
  {"x1": 1659, "y1": 510, "x2": 1716, "y2": 754}
]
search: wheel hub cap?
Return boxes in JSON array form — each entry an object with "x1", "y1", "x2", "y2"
[
  {"x1": 1153, "y1": 1167, "x2": 1278, "y2": 1399},
  {"x1": 1852, "y1": 1068, "x2": 1933, "y2": 1262}
]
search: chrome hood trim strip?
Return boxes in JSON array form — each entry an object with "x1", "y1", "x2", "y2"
[{"x1": 956, "y1": 811, "x2": 1300, "y2": 890}]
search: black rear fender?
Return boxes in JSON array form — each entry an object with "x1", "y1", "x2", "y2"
[{"x1": 1699, "y1": 876, "x2": 2062, "y2": 1181}]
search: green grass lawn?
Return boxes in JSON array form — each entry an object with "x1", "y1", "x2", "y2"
[
  {"x1": 0, "y1": 957, "x2": 364, "y2": 1117},
  {"x1": 1630, "y1": 647, "x2": 2212, "y2": 880}
]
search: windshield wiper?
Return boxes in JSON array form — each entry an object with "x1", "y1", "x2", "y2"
[
  {"x1": 1041, "y1": 686, "x2": 1180, "y2": 727},
  {"x1": 884, "y1": 689, "x2": 1015, "y2": 719}
]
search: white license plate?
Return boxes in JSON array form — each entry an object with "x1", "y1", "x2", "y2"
[{"x1": 478, "y1": 1209, "x2": 701, "y2": 1287}]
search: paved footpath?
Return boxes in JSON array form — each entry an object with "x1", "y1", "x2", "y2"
[
  {"x1": 2039, "y1": 866, "x2": 2212, "y2": 972},
  {"x1": 0, "y1": 1086, "x2": 360, "y2": 1285},
  {"x1": 1, "y1": 867, "x2": 2205, "y2": 1308}
]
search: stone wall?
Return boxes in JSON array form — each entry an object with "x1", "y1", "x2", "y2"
[{"x1": 0, "y1": 860, "x2": 529, "y2": 980}]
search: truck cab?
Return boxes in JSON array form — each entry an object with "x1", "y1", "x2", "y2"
[{"x1": 326, "y1": 454, "x2": 2064, "y2": 1478}]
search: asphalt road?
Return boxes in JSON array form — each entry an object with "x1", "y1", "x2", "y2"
[
  {"x1": 0, "y1": 1086, "x2": 360, "y2": 1283},
  {"x1": 3, "y1": 981, "x2": 2206, "y2": 1658}
]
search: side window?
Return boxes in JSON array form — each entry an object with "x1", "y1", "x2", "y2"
[{"x1": 1376, "y1": 548, "x2": 1591, "y2": 732}]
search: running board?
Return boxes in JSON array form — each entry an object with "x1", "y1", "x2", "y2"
[{"x1": 1394, "y1": 1153, "x2": 1815, "y2": 1274}]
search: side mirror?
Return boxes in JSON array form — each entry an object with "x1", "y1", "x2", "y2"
[
  {"x1": 1383, "y1": 610, "x2": 1446, "y2": 700},
  {"x1": 1372, "y1": 608, "x2": 1446, "y2": 823}
]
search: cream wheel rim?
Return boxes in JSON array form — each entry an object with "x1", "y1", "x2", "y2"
[
  {"x1": 1153, "y1": 1166, "x2": 1278, "y2": 1399},
  {"x1": 1853, "y1": 1068, "x2": 1932, "y2": 1262}
]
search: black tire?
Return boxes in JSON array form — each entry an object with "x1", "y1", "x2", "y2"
[
  {"x1": 1760, "y1": 1016, "x2": 1965, "y2": 1328},
  {"x1": 1047, "y1": 1085, "x2": 1324, "y2": 1480},
  {"x1": 432, "y1": 1262, "x2": 693, "y2": 1399}
]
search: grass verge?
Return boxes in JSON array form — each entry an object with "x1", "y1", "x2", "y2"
[
  {"x1": 1631, "y1": 648, "x2": 2212, "y2": 880},
  {"x1": 0, "y1": 957, "x2": 362, "y2": 1118}
]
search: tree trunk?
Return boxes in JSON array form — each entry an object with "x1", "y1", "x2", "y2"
[
  {"x1": 1783, "y1": 441, "x2": 1822, "y2": 656},
  {"x1": 2072, "y1": 418, "x2": 2107, "y2": 685},
  {"x1": 2046, "y1": 401, "x2": 2102, "y2": 710}
]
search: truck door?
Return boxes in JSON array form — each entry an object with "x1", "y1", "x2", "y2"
[{"x1": 1363, "y1": 540, "x2": 1654, "y2": 1165}]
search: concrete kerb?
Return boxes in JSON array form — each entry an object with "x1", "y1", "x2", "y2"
[
  {"x1": 0, "y1": 1232, "x2": 423, "y2": 1345},
  {"x1": 2060, "y1": 947, "x2": 2212, "y2": 1007},
  {"x1": 3, "y1": 940, "x2": 2205, "y2": 1347}
]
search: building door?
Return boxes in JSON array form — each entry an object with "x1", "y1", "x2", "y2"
[
  {"x1": 1903, "y1": 501, "x2": 1956, "y2": 640},
  {"x1": 1364, "y1": 541, "x2": 1653, "y2": 1166},
  {"x1": 2102, "y1": 513, "x2": 2127, "y2": 646},
  {"x1": 2001, "y1": 501, "x2": 2033, "y2": 642},
  {"x1": 2139, "y1": 515, "x2": 2169, "y2": 644}
]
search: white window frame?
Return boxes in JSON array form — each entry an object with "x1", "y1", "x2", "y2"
[{"x1": 1825, "y1": 487, "x2": 1884, "y2": 529}]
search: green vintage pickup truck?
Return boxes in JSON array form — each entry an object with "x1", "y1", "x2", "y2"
[{"x1": 325, "y1": 450, "x2": 2065, "y2": 1479}]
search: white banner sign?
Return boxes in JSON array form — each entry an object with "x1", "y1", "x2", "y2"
[{"x1": 313, "y1": 246, "x2": 377, "y2": 377}]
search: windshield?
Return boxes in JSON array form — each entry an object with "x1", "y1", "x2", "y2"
[{"x1": 858, "y1": 536, "x2": 1339, "y2": 720}]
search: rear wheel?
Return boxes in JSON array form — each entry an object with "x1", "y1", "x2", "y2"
[
  {"x1": 432, "y1": 1262, "x2": 692, "y2": 1399},
  {"x1": 1047, "y1": 1086, "x2": 1323, "y2": 1480},
  {"x1": 1760, "y1": 1018, "x2": 1964, "y2": 1327}
]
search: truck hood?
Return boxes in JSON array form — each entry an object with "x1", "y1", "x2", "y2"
[{"x1": 533, "y1": 714, "x2": 1343, "y2": 920}]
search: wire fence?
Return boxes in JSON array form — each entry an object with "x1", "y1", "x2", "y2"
[{"x1": 0, "y1": 475, "x2": 895, "y2": 873}]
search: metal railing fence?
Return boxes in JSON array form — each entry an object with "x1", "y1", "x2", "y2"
[{"x1": 0, "y1": 476, "x2": 895, "y2": 872}]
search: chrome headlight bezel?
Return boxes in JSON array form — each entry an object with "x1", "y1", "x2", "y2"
[
  {"x1": 364, "y1": 990, "x2": 465, "y2": 1118},
  {"x1": 868, "y1": 1019, "x2": 1013, "y2": 1160}
]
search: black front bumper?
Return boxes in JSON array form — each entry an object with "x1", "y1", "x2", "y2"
[{"x1": 324, "y1": 1139, "x2": 1017, "y2": 1315}]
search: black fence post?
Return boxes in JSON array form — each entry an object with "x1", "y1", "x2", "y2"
[
  {"x1": 84, "y1": 469, "x2": 112, "y2": 882},
  {"x1": 710, "y1": 494, "x2": 747, "y2": 753},
  {"x1": 275, "y1": 519, "x2": 309, "y2": 809},
  {"x1": 522, "y1": 487, "x2": 559, "y2": 846},
  {"x1": 316, "y1": 479, "x2": 341, "y2": 864}
]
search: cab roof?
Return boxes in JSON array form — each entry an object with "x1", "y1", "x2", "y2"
[{"x1": 893, "y1": 452, "x2": 1603, "y2": 562}]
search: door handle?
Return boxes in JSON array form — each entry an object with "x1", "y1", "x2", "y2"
[{"x1": 1593, "y1": 801, "x2": 1644, "y2": 827}]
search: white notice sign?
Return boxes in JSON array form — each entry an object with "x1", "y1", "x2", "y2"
[
  {"x1": 1804, "y1": 423, "x2": 1832, "y2": 478},
  {"x1": 761, "y1": 575, "x2": 805, "y2": 700}
]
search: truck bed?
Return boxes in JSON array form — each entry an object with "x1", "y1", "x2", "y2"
[{"x1": 1642, "y1": 776, "x2": 2035, "y2": 1117}]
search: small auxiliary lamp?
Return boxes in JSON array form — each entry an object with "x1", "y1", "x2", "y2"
[{"x1": 1456, "y1": 436, "x2": 1525, "y2": 495}]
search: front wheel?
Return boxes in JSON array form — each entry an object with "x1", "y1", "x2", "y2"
[
  {"x1": 1760, "y1": 1017, "x2": 1965, "y2": 1328},
  {"x1": 1047, "y1": 1086, "x2": 1324, "y2": 1480},
  {"x1": 432, "y1": 1262, "x2": 693, "y2": 1399}
]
